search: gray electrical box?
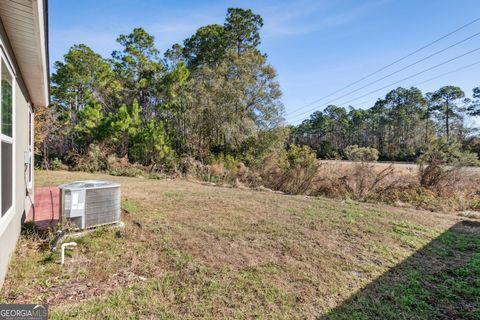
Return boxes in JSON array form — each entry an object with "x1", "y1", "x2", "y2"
[{"x1": 59, "y1": 180, "x2": 121, "y2": 230}]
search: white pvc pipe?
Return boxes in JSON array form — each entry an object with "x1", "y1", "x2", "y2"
[{"x1": 61, "y1": 242, "x2": 77, "y2": 265}]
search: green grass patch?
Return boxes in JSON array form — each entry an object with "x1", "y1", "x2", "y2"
[
  {"x1": 327, "y1": 222, "x2": 480, "y2": 320},
  {"x1": 122, "y1": 199, "x2": 141, "y2": 213}
]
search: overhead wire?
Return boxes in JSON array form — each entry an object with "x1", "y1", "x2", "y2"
[
  {"x1": 287, "y1": 17, "x2": 480, "y2": 118},
  {"x1": 288, "y1": 30, "x2": 480, "y2": 118},
  {"x1": 289, "y1": 46, "x2": 480, "y2": 121},
  {"x1": 336, "y1": 60, "x2": 480, "y2": 109}
]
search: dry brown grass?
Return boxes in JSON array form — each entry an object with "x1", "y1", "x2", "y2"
[
  {"x1": 255, "y1": 160, "x2": 480, "y2": 212},
  {"x1": 0, "y1": 170, "x2": 472, "y2": 319}
]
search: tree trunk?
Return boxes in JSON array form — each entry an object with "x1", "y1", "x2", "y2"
[
  {"x1": 425, "y1": 120, "x2": 429, "y2": 144},
  {"x1": 445, "y1": 100, "x2": 450, "y2": 139}
]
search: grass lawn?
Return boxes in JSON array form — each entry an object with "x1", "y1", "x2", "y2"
[{"x1": 1, "y1": 170, "x2": 479, "y2": 319}]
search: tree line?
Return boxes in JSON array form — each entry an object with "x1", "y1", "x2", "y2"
[
  {"x1": 294, "y1": 86, "x2": 480, "y2": 161},
  {"x1": 37, "y1": 8, "x2": 285, "y2": 171},
  {"x1": 37, "y1": 7, "x2": 480, "y2": 171}
]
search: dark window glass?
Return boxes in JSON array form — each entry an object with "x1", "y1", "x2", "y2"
[
  {"x1": 1, "y1": 79, "x2": 12, "y2": 137},
  {"x1": 1, "y1": 141, "x2": 12, "y2": 216},
  {"x1": 1, "y1": 60, "x2": 14, "y2": 216}
]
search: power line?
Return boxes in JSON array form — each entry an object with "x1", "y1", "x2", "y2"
[
  {"x1": 289, "y1": 46, "x2": 480, "y2": 121},
  {"x1": 411, "y1": 60, "x2": 480, "y2": 87},
  {"x1": 336, "y1": 48, "x2": 480, "y2": 108},
  {"x1": 337, "y1": 60, "x2": 480, "y2": 109},
  {"x1": 288, "y1": 17, "x2": 480, "y2": 114},
  {"x1": 288, "y1": 30, "x2": 480, "y2": 118}
]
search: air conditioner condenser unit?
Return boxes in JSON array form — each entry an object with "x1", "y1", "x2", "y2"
[{"x1": 59, "y1": 180, "x2": 121, "y2": 230}]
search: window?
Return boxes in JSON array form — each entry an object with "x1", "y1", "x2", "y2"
[{"x1": 1, "y1": 59, "x2": 13, "y2": 218}]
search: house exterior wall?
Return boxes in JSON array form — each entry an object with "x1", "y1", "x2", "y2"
[{"x1": 0, "y1": 38, "x2": 33, "y2": 288}]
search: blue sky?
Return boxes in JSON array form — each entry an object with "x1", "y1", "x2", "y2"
[{"x1": 49, "y1": 0, "x2": 480, "y2": 125}]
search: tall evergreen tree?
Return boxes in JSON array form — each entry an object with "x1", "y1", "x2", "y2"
[
  {"x1": 428, "y1": 86, "x2": 466, "y2": 139},
  {"x1": 468, "y1": 87, "x2": 480, "y2": 117},
  {"x1": 224, "y1": 8, "x2": 263, "y2": 55},
  {"x1": 112, "y1": 28, "x2": 165, "y2": 122}
]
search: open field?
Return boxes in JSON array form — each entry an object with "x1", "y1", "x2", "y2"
[
  {"x1": 320, "y1": 160, "x2": 480, "y2": 173},
  {"x1": 1, "y1": 170, "x2": 479, "y2": 319}
]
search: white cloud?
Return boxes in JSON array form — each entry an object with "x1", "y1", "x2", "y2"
[
  {"x1": 260, "y1": 0, "x2": 389, "y2": 37},
  {"x1": 49, "y1": 0, "x2": 388, "y2": 64}
]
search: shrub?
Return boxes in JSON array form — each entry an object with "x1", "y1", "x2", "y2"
[
  {"x1": 129, "y1": 120, "x2": 176, "y2": 172},
  {"x1": 178, "y1": 156, "x2": 205, "y2": 178},
  {"x1": 286, "y1": 144, "x2": 317, "y2": 169},
  {"x1": 224, "y1": 154, "x2": 237, "y2": 171},
  {"x1": 316, "y1": 140, "x2": 338, "y2": 159},
  {"x1": 254, "y1": 145, "x2": 321, "y2": 194},
  {"x1": 71, "y1": 144, "x2": 106, "y2": 173},
  {"x1": 344, "y1": 145, "x2": 379, "y2": 162},
  {"x1": 208, "y1": 163, "x2": 226, "y2": 178},
  {"x1": 418, "y1": 138, "x2": 480, "y2": 193},
  {"x1": 106, "y1": 155, "x2": 131, "y2": 170},
  {"x1": 108, "y1": 166, "x2": 145, "y2": 177},
  {"x1": 49, "y1": 158, "x2": 63, "y2": 170},
  {"x1": 337, "y1": 163, "x2": 400, "y2": 201}
]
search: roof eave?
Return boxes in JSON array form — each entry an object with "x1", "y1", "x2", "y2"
[{"x1": 32, "y1": 0, "x2": 49, "y2": 107}]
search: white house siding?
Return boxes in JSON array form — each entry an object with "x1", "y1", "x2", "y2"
[
  {"x1": 0, "y1": 0, "x2": 48, "y2": 288},
  {"x1": 0, "y1": 79, "x2": 32, "y2": 287},
  {"x1": 0, "y1": 0, "x2": 47, "y2": 288}
]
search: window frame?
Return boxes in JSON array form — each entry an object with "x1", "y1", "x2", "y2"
[{"x1": 0, "y1": 49, "x2": 16, "y2": 234}]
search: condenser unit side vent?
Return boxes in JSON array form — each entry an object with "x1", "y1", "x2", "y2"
[{"x1": 85, "y1": 188, "x2": 121, "y2": 228}]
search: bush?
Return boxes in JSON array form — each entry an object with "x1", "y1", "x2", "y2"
[
  {"x1": 418, "y1": 138, "x2": 480, "y2": 193},
  {"x1": 224, "y1": 154, "x2": 237, "y2": 171},
  {"x1": 207, "y1": 163, "x2": 226, "y2": 181},
  {"x1": 344, "y1": 145, "x2": 379, "y2": 162},
  {"x1": 106, "y1": 155, "x2": 131, "y2": 170},
  {"x1": 178, "y1": 156, "x2": 204, "y2": 177},
  {"x1": 336, "y1": 163, "x2": 399, "y2": 201},
  {"x1": 254, "y1": 145, "x2": 321, "y2": 194},
  {"x1": 286, "y1": 145, "x2": 317, "y2": 169},
  {"x1": 71, "y1": 144, "x2": 107, "y2": 173},
  {"x1": 129, "y1": 120, "x2": 176, "y2": 172},
  {"x1": 49, "y1": 158, "x2": 63, "y2": 170},
  {"x1": 316, "y1": 141, "x2": 338, "y2": 159},
  {"x1": 108, "y1": 167, "x2": 145, "y2": 177}
]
